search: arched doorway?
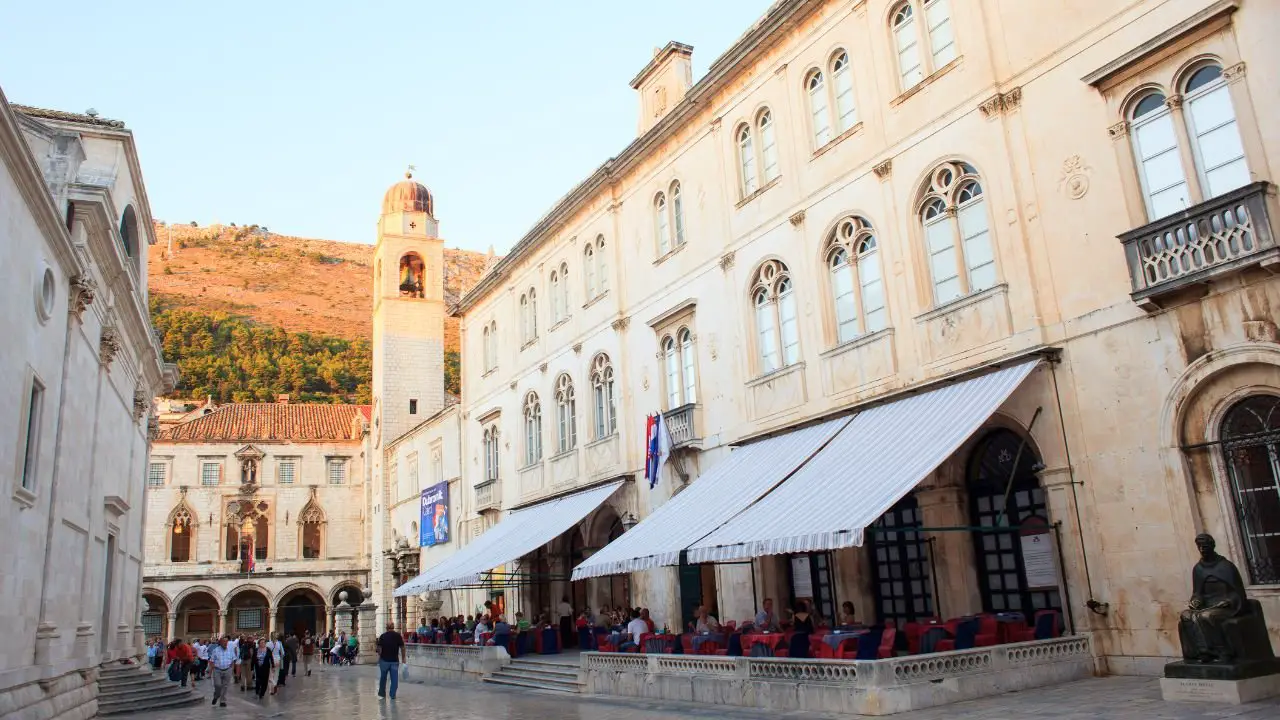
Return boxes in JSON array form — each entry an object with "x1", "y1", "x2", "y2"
[
  {"x1": 966, "y1": 429, "x2": 1061, "y2": 614},
  {"x1": 226, "y1": 587, "x2": 270, "y2": 637},
  {"x1": 1218, "y1": 394, "x2": 1280, "y2": 585},
  {"x1": 141, "y1": 591, "x2": 169, "y2": 640},
  {"x1": 175, "y1": 590, "x2": 220, "y2": 640},
  {"x1": 277, "y1": 587, "x2": 324, "y2": 638}
]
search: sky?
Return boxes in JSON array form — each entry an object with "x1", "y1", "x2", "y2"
[{"x1": 0, "y1": 0, "x2": 774, "y2": 253}]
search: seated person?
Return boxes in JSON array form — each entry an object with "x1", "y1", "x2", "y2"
[
  {"x1": 613, "y1": 609, "x2": 649, "y2": 651},
  {"x1": 695, "y1": 605, "x2": 722, "y2": 634},
  {"x1": 838, "y1": 601, "x2": 858, "y2": 628},
  {"x1": 515, "y1": 611, "x2": 532, "y2": 633},
  {"x1": 473, "y1": 614, "x2": 491, "y2": 644},
  {"x1": 754, "y1": 598, "x2": 779, "y2": 631},
  {"x1": 640, "y1": 608, "x2": 656, "y2": 634}
]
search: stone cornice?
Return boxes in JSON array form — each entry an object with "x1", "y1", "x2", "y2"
[{"x1": 456, "y1": 0, "x2": 818, "y2": 313}]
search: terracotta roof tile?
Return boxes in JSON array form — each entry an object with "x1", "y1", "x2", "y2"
[
  {"x1": 158, "y1": 403, "x2": 367, "y2": 442},
  {"x1": 12, "y1": 104, "x2": 127, "y2": 128}
]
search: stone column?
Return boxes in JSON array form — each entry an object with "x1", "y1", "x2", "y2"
[
  {"x1": 357, "y1": 603, "x2": 377, "y2": 664},
  {"x1": 579, "y1": 549, "x2": 601, "y2": 612},
  {"x1": 165, "y1": 613, "x2": 176, "y2": 641},
  {"x1": 916, "y1": 485, "x2": 983, "y2": 619},
  {"x1": 325, "y1": 606, "x2": 334, "y2": 636},
  {"x1": 219, "y1": 611, "x2": 229, "y2": 637},
  {"x1": 335, "y1": 603, "x2": 354, "y2": 636},
  {"x1": 268, "y1": 607, "x2": 278, "y2": 636},
  {"x1": 548, "y1": 556, "x2": 569, "y2": 619}
]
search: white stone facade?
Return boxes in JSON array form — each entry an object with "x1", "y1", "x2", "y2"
[{"x1": 1, "y1": 91, "x2": 172, "y2": 720}]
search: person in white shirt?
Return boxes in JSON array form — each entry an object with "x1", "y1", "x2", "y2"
[
  {"x1": 473, "y1": 614, "x2": 492, "y2": 644},
  {"x1": 208, "y1": 637, "x2": 237, "y2": 708},
  {"x1": 195, "y1": 639, "x2": 210, "y2": 681},
  {"x1": 267, "y1": 635, "x2": 284, "y2": 694},
  {"x1": 557, "y1": 596, "x2": 574, "y2": 649},
  {"x1": 226, "y1": 636, "x2": 240, "y2": 684}
]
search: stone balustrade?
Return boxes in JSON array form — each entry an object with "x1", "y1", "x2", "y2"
[
  {"x1": 663, "y1": 404, "x2": 697, "y2": 447},
  {"x1": 474, "y1": 480, "x2": 500, "y2": 512},
  {"x1": 581, "y1": 636, "x2": 1094, "y2": 715},
  {"x1": 405, "y1": 643, "x2": 510, "y2": 680}
]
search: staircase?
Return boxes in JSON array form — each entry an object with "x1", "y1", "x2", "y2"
[
  {"x1": 96, "y1": 663, "x2": 202, "y2": 715},
  {"x1": 483, "y1": 658, "x2": 582, "y2": 694}
]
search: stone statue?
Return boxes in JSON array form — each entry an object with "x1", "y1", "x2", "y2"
[
  {"x1": 1179, "y1": 533, "x2": 1248, "y2": 663},
  {"x1": 1166, "y1": 533, "x2": 1279, "y2": 682}
]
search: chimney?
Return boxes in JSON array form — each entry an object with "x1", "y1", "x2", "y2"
[
  {"x1": 631, "y1": 42, "x2": 693, "y2": 136},
  {"x1": 277, "y1": 394, "x2": 290, "y2": 405}
]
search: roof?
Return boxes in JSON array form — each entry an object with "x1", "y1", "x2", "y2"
[
  {"x1": 157, "y1": 403, "x2": 370, "y2": 442},
  {"x1": 11, "y1": 104, "x2": 126, "y2": 129}
]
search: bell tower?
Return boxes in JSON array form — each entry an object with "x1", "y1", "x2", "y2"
[{"x1": 372, "y1": 170, "x2": 445, "y2": 448}]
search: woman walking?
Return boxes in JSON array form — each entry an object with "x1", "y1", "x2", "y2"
[{"x1": 252, "y1": 638, "x2": 274, "y2": 699}]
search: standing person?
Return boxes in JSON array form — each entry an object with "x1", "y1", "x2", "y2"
[
  {"x1": 301, "y1": 630, "x2": 315, "y2": 676},
  {"x1": 267, "y1": 634, "x2": 283, "y2": 694},
  {"x1": 375, "y1": 621, "x2": 406, "y2": 700},
  {"x1": 284, "y1": 632, "x2": 300, "y2": 679},
  {"x1": 557, "y1": 596, "x2": 574, "y2": 649},
  {"x1": 208, "y1": 636, "x2": 235, "y2": 708},
  {"x1": 346, "y1": 632, "x2": 359, "y2": 665},
  {"x1": 192, "y1": 638, "x2": 207, "y2": 681},
  {"x1": 320, "y1": 633, "x2": 331, "y2": 666},
  {"x1": 239, "y1": 635, "x2": 255, "y2": 692},
  {"x1": 252, "y1": 638, "x2": 274, "y2": 699},
  {"x1": 175, "y1": 639, "x2": 195, "y2": 687},
  {"x1": 332, "y1": 632, "x2": 346, "y2": 665},
  {"x1": 227, "y1": 635, "x2": 240, "y2": 687}
]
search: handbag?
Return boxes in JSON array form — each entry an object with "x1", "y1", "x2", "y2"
[{"x1": 167, "y1": 661, "x2": 180, "y2": 682}]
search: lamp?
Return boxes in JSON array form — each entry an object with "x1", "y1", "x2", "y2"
[{"x1": 620, "y1": 512, "x2": 639, "y2": 531}]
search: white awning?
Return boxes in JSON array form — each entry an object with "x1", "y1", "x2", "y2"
[
  {"x1": 686, "y1": 360, "x2": 1041, "y2": 564},
  {"x1": 571, "y1": 417, "x2": 851, "y2": 581},
  {"x1": 394, "y1": 479, "x2": 624, "y2": 596}
]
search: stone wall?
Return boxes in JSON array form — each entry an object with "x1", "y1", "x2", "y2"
[
  {"x1": 581, "y1": 637, "x2": 1094, "y2": 716},
  {"x1": 404, "y1": 643, "x2": 510, "y2": 681},
  {"x1": 0, "y1": 668, "x2": 98, "y2": 720}
]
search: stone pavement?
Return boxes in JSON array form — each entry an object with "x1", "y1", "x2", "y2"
[{"x1": 105, "y1": 663, "x2": 1280, "y2": 720}]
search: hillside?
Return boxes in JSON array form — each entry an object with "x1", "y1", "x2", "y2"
[
  {"x1": 147, "y1": 222, "x2": 490, "y2": 351},
  {"x1": 147, "y1": 222, "x2": 489, "y2": 402}
]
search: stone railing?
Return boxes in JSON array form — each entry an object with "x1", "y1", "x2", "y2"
[
  {"x1": 581, "y1": 636, "x2": 1093, "y2": 716},
  {"x1": 1120, "y1": 180, "x2": 1278, "y2": 310},
  {"x1": 474, "y1": 480, "x2": 500, "y2": 513},
  {"x1": 406, "y1": 643, "x2": 509, "y2": 679},
  {"x1": 663, "y1": 403, "x2": 698, "y2": 447}
]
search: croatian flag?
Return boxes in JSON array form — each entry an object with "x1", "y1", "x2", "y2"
[{"x1": 645, "y1": 413, "x2": 672, "y2": 490}]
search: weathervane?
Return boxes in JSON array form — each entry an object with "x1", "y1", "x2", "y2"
[{"x1": 406, "y1": 164, "x2": 416, "y2": 179}]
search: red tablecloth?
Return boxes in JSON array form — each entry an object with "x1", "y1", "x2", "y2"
[{"x1": 741, "y1": 633, "x2": 788, "y2": 654}]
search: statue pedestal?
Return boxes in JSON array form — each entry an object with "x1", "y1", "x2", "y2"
[{"x1": 1160, "y1": 674, "x2": 1280, "y2": 705}]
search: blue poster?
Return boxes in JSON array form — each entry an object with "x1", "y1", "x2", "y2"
[{"x1": 420, "y1": 483, "x2": 450, "y2": 547}]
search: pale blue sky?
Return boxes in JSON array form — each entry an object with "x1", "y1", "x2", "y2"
[{"x1": 1, "y1": 1, "x2": 773, "y2": 252}]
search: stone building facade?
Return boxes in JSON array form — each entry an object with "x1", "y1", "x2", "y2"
[
  {"x1": 142, "y1": 402, "x2": 372, "y2": 642},
  {"x1": 1, "y1": 91, "x2": 173, "y2": 719},
  {"x1": 391, "y1": 0, "x2": 1280, "y2": 677}
]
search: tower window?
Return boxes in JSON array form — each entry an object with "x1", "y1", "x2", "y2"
[
  {"x1": 399, "y1": 253, "x2": 425, "y2": 298},
  {"x1": 409, "y1": 399, "x2": 418, "y2": 415}
]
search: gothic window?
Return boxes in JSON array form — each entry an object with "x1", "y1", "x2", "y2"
[
  {"x1": 254, "y1": 514, "x2": 269, "y2": 560},
  {"x1": 1130, "y1": 90, "x2": 1189, "y2": 220},
  {"x1": 170, "y1": 505, "x2": 193, "y2": 563},
  {"x1": 891, "y1": 1, "x2": 955, "y2": 92},
  {"x1": 596, "y1": 235, "x2": 608, "y2": 294},
  {"x1": 398, "y1": 252, "x2": 425, "y2": 298},
  {"x1": 737, "y1": 123, "x2": 757, "y2": 197},
  {"x1": 555, "y1": 374, "x2": 577, "y2": 454},
  {"x1": 919, "y1": 161, "x2": 995, "y2": 305},
  {"x1": 661, "y1": 329, "x2": 698, "y2": 410},
  {"x1": 550, "y1": 270, "x2": 564, "y2": 323},
  {"x1": 523, "y1": 392, "x2": 543, "y2": 466},
  {"x1": 826, "y1": 215, "x2": 886, "y2": 343},
  {"x1": 520, "y1": 289, "x2": 538, "y2": 343},
  {"x1": 1220, "y1": 395, "x2": 1280, "y2": 585},
  {"x1": 591, "y1": 354, "x2": 617, "y2": 440},
  {"x1": 558, "y1": 262, "x2": 570, "y2": 320},
  {"x1": 671, "y1": 181, "x2": 685, "y2": 247},
  {"x1": 806, "y1": 52, "x2": 858, "y2": 150},
  {"x1": 750, "y1": 260, "x2": 799, "y2": 374},
  {"x1": 119, "y1": 205, "x2": 138, "y2": 259},
  {"x1": 483, "y1": 425, "x2": 500, "y2": 481},
  {"x1": 655, "y1": 192, "x2": 670, "y2": 255},
  {"x1": 584, "y1": 243, "x2": 597, "y2": 298},
  {"x1": 806, "y1": 69, "x2": 831, "y2": 147},
  {"x1": 298, "y1": 500, "x2": 325, "y2": 560},
  {"x1": 482, "y1": 325, "x2": 491, "y2": 371}
]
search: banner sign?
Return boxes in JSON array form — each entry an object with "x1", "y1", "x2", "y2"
[{"x1": 420, "y1": 483, "x2": 450, "y2": 547}]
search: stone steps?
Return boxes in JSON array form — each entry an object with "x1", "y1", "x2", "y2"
[
  {"x1": 484, "y1": 659, "x2": 581, "y2": 694},
  {"x1": 97, "y1": 664, "x2": 203, "y2": 715}
]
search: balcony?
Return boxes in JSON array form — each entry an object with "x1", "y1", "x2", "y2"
[
  {"x1": 663, "y1": 403, "x2": 700, "y2": 449},
  {"x1": 474, "y1": 480, "x2": 500, "y2": 513},
  {"x1": 1121, "y1": 181, "x2": 1278, "y2": 311}
]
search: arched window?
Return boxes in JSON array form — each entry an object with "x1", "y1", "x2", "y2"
[
  {"x1": 298, "y1": 501, "x2": 325, "y2": 559},
  {"x1": 751, "y1": 260, "x2": 799, "y2": 373},
  {"x1": 550, "y1": 270, "x2": 563, "y2": 324},
  {"x1": 661, "y1": 330, "x2": 698, "y2": 410},
  {"x1": 483, "y1": 426, "x2": 499, "y2": 481},
  {"x1": 170, "y1": 506, "x2": 193, "y2": 563},
  {"x1": 826, "y1": 215, "x2": 886, "y2": 344},
  {"x1": 758, "y1": 110, "x2": 779, "y2": 183},
  {"x1": 482, "y1": 325, "x2": 491, "y2": 372},
  {"x1": 555, "y1": 374, "x2": 577, "y2": 454},
  {"x1": 523, "y1": 392, "x2": 543, "y2": 466},
  {"x1": 520, "y1": 289, "x2": 538, "y2": 343},
  {"x1": 584, "y1": 242, "x2": 597, "y2": 298},
  {"x1": 663, "y1": 336, "x2": 680, "y2": 410},
  {"x1": 596, "y1": 235, "x2": 609, "y2": 294},
  {"x1": 254, "y1": 515, "x2": 269, "y2": 560},
  {"x1": 737, "y1": 123, "x2": 758, "y2": 196},
  {"x1": 1182, "y1": 63, "x2": 1248, "y2": 199},
  {"x1": 655, "y1": 192, "x2": 670, "y2": 255},
  {"x1": 1129, "y1": 89, "x2": 1189, "y2": 220},
  {"x1": 119, "y1": 205, "x2": 138, "y2": 259},
  {"x1": 558, "y1": 262, "x2": 570, "y2": 320},
  {"x1": 590, "y1": 354, "x2": 616, "y2": 439},
  {"x1": 919, "y1": 161, "x2": 995, "y2": 305},
  {"x1": 831, "y1": 51, "x2": 857, "y2": 132},
  {"x1": 399, "y1": 252, "x2": 425, "y2": 298},
  {"x1": 671, "y1": 181, "x2": 685, "y2": 248},
  {"x1": 680, "y1": 328, "x2": 697, "y2": 405},
  {"x1": 1220, "y1": 395, "x2": 1280, "y2": 585},
  {"x1": 891, "y1": 1, "x2": 955, "y2": 91},
  {"x1": 806, "y1": 69, "x2": 832, "y2": 147}
]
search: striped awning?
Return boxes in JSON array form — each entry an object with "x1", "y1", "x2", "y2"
[
  {"x1": 686, "y1": 360, "x2": 1041, "y2": 564},
  {"x1": 571, "y1": 417, "x2": 851, "y2": 581},
  {"x1": 394, "y1": 480, "x2": 624, "y2": 596}
]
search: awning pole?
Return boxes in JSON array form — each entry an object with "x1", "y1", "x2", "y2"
[
  {"x1": 927, "y1": 535, "x2": 942, "y2": 621},
  {"x1": 996, "y1": 406, "x2": 1042, "y2": 527},
  {"x1": 1053, "y1": 522, "x2": 1076, "y2": 635}
]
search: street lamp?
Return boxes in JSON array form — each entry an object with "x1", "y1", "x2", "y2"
[{"x1": 620, "y1": 512, "x2": 638, "y2": 531}]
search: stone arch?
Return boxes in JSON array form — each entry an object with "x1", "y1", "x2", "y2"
[
  {"x1": 223, "y1": 583, "x2": 273, "y2": 608},
  {"x1": 172, "y1": 585, "x2": 223, "y2": 614},
  {"x1": 583, "y1": 501, "x2": 624, "y2": 549},
  {"x1": 330, "y1": 581, "x2": 365, "y2": 606},
  {"x1": 142, "y1": 587, "x2": 173, "y2": 613},
  {"x1": 166, "y1": 499, "x2": 198, "y2": 563},
  {"x1": 273, "y1": 581, "x2": 326, "y2": 609}
]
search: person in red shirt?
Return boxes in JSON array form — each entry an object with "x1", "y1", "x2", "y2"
[
  {"x1": 174, "y1": 640, "x2": 195, "y2": 687},
  {"x1": 641, "y1": 608, "x2": 656, "y2": 634}
]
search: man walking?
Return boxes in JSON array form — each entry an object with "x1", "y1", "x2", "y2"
[
  {"x1": 284, "y1": 632, "x2": 300, "y2": 679},
  {"x1": 301, "y1": 630, "x2": 315, "y2": 676},
  {"x1": 208, "y1": 636, "x2": 235, "y2": 708},
  {"x1": 375, "y1": 621, "x2": 406, "y2": 700},
  {"x1": 239, "y1": 635, "x2": 255, "y2": 692}
]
